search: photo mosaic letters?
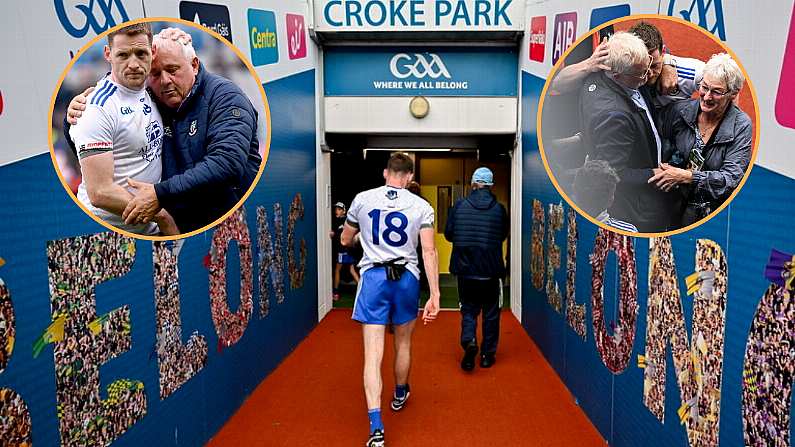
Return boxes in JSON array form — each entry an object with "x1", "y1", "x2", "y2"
[
  {"x1": 153, "y1": 242, "x2": 208, "y2": 399},
  {"x1": 46, "y1": 233, "x2": 146, "y2": 446},
  {"x1": 742, "y1": 284, "x2": 794, "y2": 447},
  {"x1": 566, "y1": 209, "x2": 586, "y2": 339},
  {"x1": 0, "y1": 279, "x2": 31, "y2": 446},
  {"x1": 257, "y1": 204, "x2": 285, "y2": 317},
  {"x1": 209, "y1": 209, "x2": 254, "y2": 348},
  {"x1": 546, "y1": 203, "x2": 564, "y2": 313},
  {"x1": 590, "y1": 228, "x2": 638, "y2": 374},
  {"x1": 287, "y1": 193, "x2": 306, "y2": 290},
  {"x1": 0, "y1": 280, "x2": 13, "y2": 373},
  {"x1": 643, "y1": 238, "x2": 727, "y2": 446},
  {"x1": 531, "y1": 199, "x2": 545, "y2": 290},
  {"x1": 0, "y1": 388, "x2": 32, "y2": 446}
]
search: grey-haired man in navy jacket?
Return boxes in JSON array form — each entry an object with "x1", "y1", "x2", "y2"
[{"x1": 444, "y1": 167, "x2": 509, "y2": 371}]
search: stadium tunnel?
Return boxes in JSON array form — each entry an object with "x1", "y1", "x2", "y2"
[
  {"x1": 315, "y1": 24, "x2": 525, "y2": 314},
  {"x1": 0, "y1": 1, "x2": 792, "y2": 446},
  {"x1": 325, "y1": 131, "x2": 515, "y2": 308}
]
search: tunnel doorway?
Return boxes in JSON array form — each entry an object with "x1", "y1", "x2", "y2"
[{"x1": 326, "y1": 134, "x2": 513, "y2": 310}]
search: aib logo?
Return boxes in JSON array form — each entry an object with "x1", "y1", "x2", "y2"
[
  {"x1": 248, "y1": 9, "x2": 279, "y2": 66},
  {"x1": 529, "y1": 16, "x2": 546, "y2": 63},
  {"x1": 552, "y1": 12, "x2": 577, "y2": 66},
  {"x1": 667, "y1": 0, "x2": 726, "y2": 41},
  {"x1": 286, "y1": 14, "x2": 307, "y2": 60},
  {"x1": 55, "y1": 0, "x2": 130, "y2": 39},
  {"x1": 389, "y1": 54, "x2": 451, "y2": 79},
  {"x1": 775, "y1": 2, "x2": 795, "y2": 129}
]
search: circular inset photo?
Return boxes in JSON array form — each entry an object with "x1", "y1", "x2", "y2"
[
  {"x1": 50, "y1": 18, "x2": 270, "y2": 240},
  {"x1": 538, "y1": 15, "x2": 758, "y2": 237}
]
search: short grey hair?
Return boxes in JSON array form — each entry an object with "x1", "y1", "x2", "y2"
[
  {"x1": 153, "y1": 30, "x2": 197, "y2": 62},
  {"x1": 702, "y1": 53, "x2": 744, "y2": 93},
  {"x1": 607, "y1": 31, "x2": 649, "y2": 75}
]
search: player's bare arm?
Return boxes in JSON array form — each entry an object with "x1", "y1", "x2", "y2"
[
  {"x1": 419, "y1": 227, "x2": 440, "y2": 324},
  {"x1": 341, "y1": 222, "x2": 359, "y2": 247},
  {"x1": 80, "y1": 151, "x2": 135, "y2": 215}
]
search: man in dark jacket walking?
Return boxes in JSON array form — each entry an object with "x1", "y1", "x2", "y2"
[{"x1": 444, "y1": 167, "x2": 509, "y2": 371}]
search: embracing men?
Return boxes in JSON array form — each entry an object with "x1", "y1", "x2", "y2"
[{"x1": 67, "y1": 23, "x2": 262, "y2": 235}]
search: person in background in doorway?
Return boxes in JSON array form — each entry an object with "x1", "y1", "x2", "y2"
[
  {"x1": 444, "y1": 167, "x2": 509, "y2": 371},
  {"x1": 341, "y1": 153, "x2": 441, "y2": 447},
  {"x1": 329, "y1": 201, "x2": 359, "y2": 300}
]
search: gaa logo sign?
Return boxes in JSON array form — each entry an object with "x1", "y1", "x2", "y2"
[
  {"x1": 55, "y1": 0, "x2": 130, "y2": 38},
  {"x1": 389, "y1": 53, "x2": 451, "y2": 79}
]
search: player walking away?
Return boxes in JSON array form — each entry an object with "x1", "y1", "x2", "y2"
[{"x1": 341, "y1": 152, "x2": 441, "y2": 447}]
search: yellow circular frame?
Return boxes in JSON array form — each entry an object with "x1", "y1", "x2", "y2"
[
  {"x1": 48, "y1": 17, "x2": 272, "y2": 241},
  {"x1": 536, "y1": 14, "x2": 760, "y2": 238}
]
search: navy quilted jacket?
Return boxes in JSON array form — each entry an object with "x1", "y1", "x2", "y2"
[
  {"x1": 154, "y1": 63, "x2": 261, "y2": 232},
  {"x1": 444, "y1": 188, "x2": 509, "y2": 278}
]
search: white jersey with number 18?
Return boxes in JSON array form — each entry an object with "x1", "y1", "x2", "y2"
[{"x1": 347, "y1": 185, "x2": 434, "y2": 279}]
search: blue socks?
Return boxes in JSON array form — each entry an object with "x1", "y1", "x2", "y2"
[
  {"x1": 368, "y1": 409, "x2": 384, "y2": 432},
  {"x1": 395, "y1": 384, "x2": 409, "y2": 399},
  {"x1": 369, "y1": 385, "x2": 410, "y2": 433}
]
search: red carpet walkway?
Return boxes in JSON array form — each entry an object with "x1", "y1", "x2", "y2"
[{"x1": 207, "y1": 309, "x2": 607, "y2": 446}]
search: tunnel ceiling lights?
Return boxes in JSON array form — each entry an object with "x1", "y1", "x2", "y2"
[{"x1": 363, "y1": 147, "x2": 476, "y2": 159}]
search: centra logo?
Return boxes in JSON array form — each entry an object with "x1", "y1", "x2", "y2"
[
  {"x1": 251, "y1": 27, "x2": 277, "y2": 49},
  {"x1": 248, "y1": 9, "x2": 279, "y2": 66},
  {"x1": 55, "y1": 0, "x2": 130, "y2": 39},
  {"x1": 389, "y1": 53, "x2": 451, "y2": 79}
]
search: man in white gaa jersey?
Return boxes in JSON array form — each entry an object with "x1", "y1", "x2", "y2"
[
  {"x1": 69, "y1": 22, "x2": 178, "y2": 235},
  {"x1": 341, "y1": 153, "x2": 440, "y2": 447}
]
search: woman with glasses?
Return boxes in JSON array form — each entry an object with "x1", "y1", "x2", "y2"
[{"x1": 648, "y1": 52, "x2": 753, "y2": 228}]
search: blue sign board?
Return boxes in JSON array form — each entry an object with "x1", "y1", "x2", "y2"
[
  {"x1": 324, "y1": 47, "x2": 518, "y2": 96},
  {"x1": 589, "y1": 4, "x2": 631, "y2": 28}
]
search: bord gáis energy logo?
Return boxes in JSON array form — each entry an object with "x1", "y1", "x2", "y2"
[
  {"x1": 389, "y1": 53, "x2": 451, "y2": 79},
  {"x1": 179, "y1": 1, "x2": 233, "y2": 43},
  {"x1": 248, "y1": 9, "x2": 279, "y2": 66}
]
